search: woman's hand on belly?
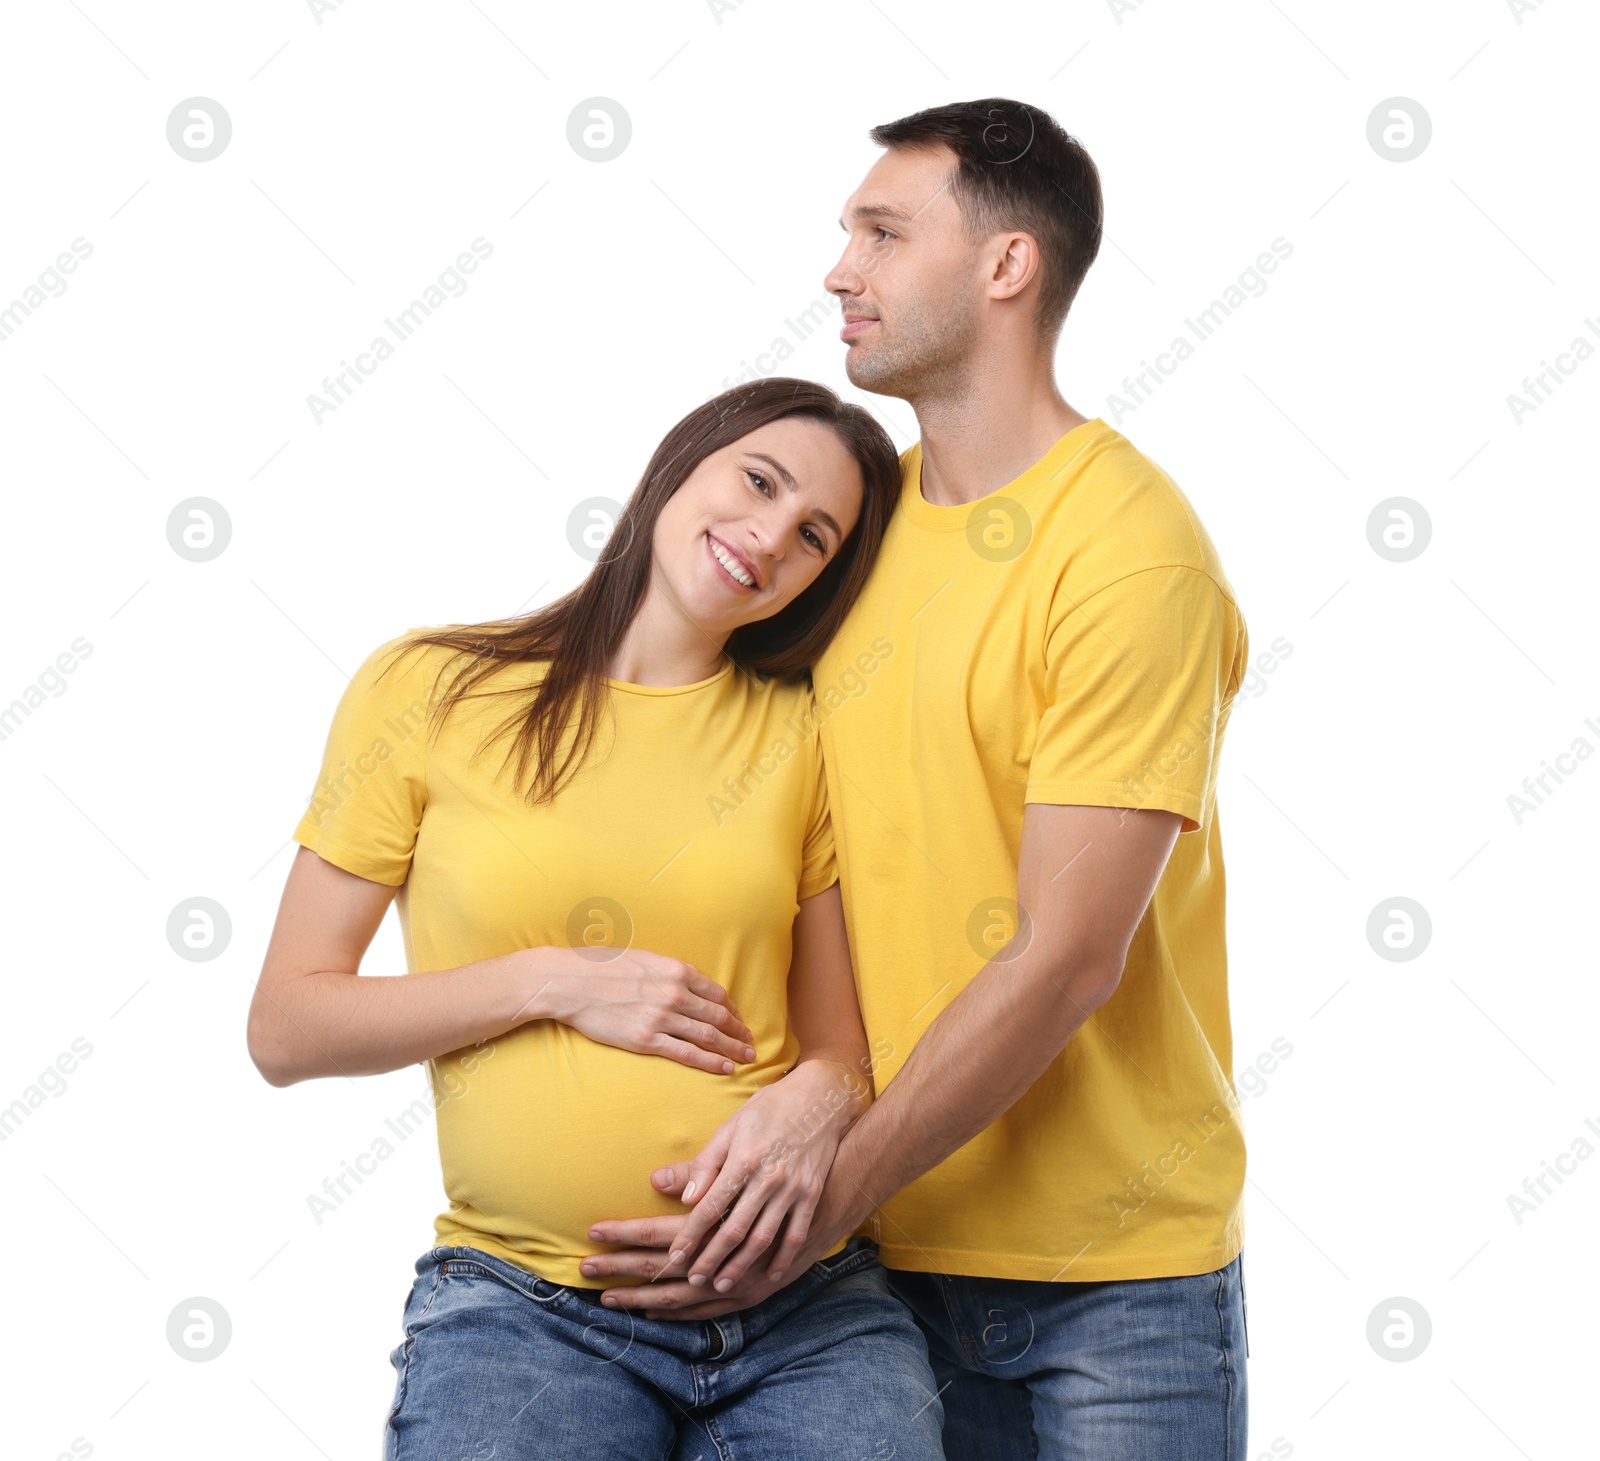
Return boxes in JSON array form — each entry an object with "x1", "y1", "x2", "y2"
[
  {"x1": 516, "y1": 945, "x2": 758, "y2": 1074},
  {"x1": 582, "y1": 1055, "x2": 870, "y2": 1294}
]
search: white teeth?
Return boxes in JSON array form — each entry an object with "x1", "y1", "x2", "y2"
[{"x1": 709, "y1": 536, "x2": 754, "y2": 587}]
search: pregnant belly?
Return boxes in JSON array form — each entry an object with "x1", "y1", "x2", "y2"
[{"x1": 429, "y1": 1021, "x2": 786, "y2": 1285}]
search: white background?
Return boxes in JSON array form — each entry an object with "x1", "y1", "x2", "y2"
[{"x1": 2, "y1": 1, "x2": 1595, "y2": 1457}]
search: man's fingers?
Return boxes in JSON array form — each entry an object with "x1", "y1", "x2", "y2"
[
  {"x1": 599, "y1": 1278, "x2": 702, "y2": 1312},
  {"x1": 587, "y1": 1214, "x2": 686, "y2": 1247},
  {"x1": 644, "y1": 1300, "x2": 740, "y2": 1321},
  {"x1": 578, "y1": 1246, "x2": 685, "y2": 1282}
]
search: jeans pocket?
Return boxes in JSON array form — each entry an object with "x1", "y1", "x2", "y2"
[
  {"x1": 388, "y1": 1263, "x2": 445, "y2": 1427},
  {"x1": 437, "y1": 1247, "x2": 570, "y2": 1310},
  {"x1": 1237, "y1": 1253, "x2": 1250, "y2": 1359},
  {"x1": 811, "y1": 1235, "x2": 880, "y2": 1281}
]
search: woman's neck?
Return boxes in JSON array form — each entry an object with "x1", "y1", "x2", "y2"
[{"x1": 605, "y1": 590, "x2": 729, "y2": 688}]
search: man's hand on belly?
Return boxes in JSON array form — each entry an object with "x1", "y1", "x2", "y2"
[
  {"x1": 583, "y1": 1058, "x2": 871, "y2": 1318},
  {"x1": 584, "y1": 1175, "x2": 858, "y2": 1320}
]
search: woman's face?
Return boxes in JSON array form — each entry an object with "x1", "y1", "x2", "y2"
[{"x1": 650, "y1": 416, "x2": 867, "y2": 637}]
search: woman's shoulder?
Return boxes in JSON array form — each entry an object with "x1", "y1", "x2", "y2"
[
  {"x1": 344, "y1": 625, "x2": 516, "y2": 721},
  {"x1": 731, "y1": 667, "x2": 828, "y2": 758},
  {"x1": 354, "y1": 626, "x2": 464, "y2": 685},
  {"x1": 738, "y1": 665, "x2": 823, "y2": 714}
]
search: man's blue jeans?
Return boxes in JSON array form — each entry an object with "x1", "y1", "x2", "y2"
[
  {"x1": 885, "y1": 1252, "x2": 1249, "y2": 1460},
  {"x1": 384, "y1": 1236, "x2": 944, "y2": 1459}
]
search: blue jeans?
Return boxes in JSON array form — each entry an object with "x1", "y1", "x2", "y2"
[
  {"x1": 384, "y1": 1236, "x2": 945, "y2": 1459},
  {"x1": 885, "y1": 1253, "x2": 1248, "y2": 1460}
]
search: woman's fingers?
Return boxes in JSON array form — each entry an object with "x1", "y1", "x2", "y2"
[
  {"x1": 650, "y1": 1034, "x2": 738, "y2": 1074},
  {"x1": 676, "y1": 967, "x2": 754, "y2": 1043},
  {"x1": 705, "y1": 1202, "x2": 790, "y2": 1291},
  {"x1": 664, "y1": 1166, "x2": 748, "y2": 1269},
  {"x1": 665, "y1": 1014, "x2": 755, "y2": 1066},
  {"x1": 763, "y1": 1207, "x2": 813, "y2": 1282},
  {"x1": 677, "y1": 1124, "x2": 733, "y2": 1206},
  {"x1": 650, "y1": 1159, "x2": 693, "y2": 1196},
  {"x1": 684, "y1": 1177, "x2": 776, "y2": 1286},
  {"x1": 681, "y1": 993, "x2": 755, "y2": 1050}
]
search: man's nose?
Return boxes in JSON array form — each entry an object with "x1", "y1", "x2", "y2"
[{"x1": 824, "y1": 244, "x2": 861, "y2": 298}]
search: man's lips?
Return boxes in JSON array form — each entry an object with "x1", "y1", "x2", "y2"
[{"x1": 840, "y1": 316, "x2": 878, "y2": 341}]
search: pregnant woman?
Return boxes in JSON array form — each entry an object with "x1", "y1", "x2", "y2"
[{"x1": 247, "y1": 378, "x2": 944, "y2": 1460}]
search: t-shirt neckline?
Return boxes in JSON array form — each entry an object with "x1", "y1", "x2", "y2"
[
  {"x1": 900, "y1": 417, "x2": 1110, "y2": 531},
  {"x1": 604, "y1": 657, "x2": 736, "y2": 696}
]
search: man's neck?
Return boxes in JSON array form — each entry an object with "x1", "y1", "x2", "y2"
[{"x1": 910, "y1": 351, "x2": 1092, "y2": 508}]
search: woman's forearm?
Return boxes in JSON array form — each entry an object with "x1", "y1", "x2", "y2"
[
  {"x1": 777, "y1": 1053, "x2": 874, "y2": 1155},
  {"x1": 250, "y1": 947, "x2": 549, "y2": 1087}
]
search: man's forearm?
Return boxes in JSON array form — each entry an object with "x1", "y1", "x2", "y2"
[{"x1": 823, "y1": 941, "x2": 1121, "y2": 1231}]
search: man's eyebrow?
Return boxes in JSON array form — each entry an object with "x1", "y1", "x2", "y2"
[
  {"x1": 746, "y1": 452, "x2": 843, "y2": 545},
  {"x1": 837, "y1": 201, "x2": 917, "y2": 231}
]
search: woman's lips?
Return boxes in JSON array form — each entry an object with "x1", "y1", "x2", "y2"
[{"x1": 705, "y1": 532, "x2": 757, "y2": 590}]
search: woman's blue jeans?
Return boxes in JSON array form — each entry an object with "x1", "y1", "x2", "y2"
[{"x1": 384, "y1": 1236, "x2": 945, "y2": 1459}]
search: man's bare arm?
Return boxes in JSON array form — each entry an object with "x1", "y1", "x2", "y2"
[
  {"x1": 804, "y1": 802, "x2": 1183, "y2": 1256},
  {"x1": 604, "y1": 800, "x2": 1185, "y2": 1304}
]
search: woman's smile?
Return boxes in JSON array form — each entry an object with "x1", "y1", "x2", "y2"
[{"x1": 705, "y1": 531, "x2": 761, "y2": 591}]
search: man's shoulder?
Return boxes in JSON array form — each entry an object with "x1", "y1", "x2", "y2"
[{"x1": 1038, "y1": 422, "x2": 1239, "y2": 606}]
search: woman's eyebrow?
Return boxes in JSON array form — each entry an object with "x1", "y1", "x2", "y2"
[{"x1": 746, "y1": 452, "x2": 841, "y2": 544}]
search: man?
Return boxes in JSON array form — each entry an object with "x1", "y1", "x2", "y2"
[{"x1": 590, "y1": 98, "x2": 1251, "y2": 1459}]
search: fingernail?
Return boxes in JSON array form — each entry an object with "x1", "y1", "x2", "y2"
[
  {"x1": 768, "y1": 1268, "x2": 785, "y2": 1281},
  {"x1": 588, "y1": 1228, "x2": 603, "y2": 1240},
  {"x1": 580, "y1": 1263, "x2": 596, "y2": 1276},
  {"x1": 721, "y1": 1060, "x2": 734, "y2": 1073},
  {"x1": 689, "y1": 1273, "x2": 705, "y2": 1287},
  {"x1": 715, "y1": 1277, "x2": 733, "y2": 1293},
  {"x1": 743, "y1": 1046, "x2": 756, "y2": 1061},
  {"x1": 602, "y1": 1295, "x2": 617, "y2": 1307},
  {"x1": 669, "y1": 1248, "x2": 686, "y2": 1264},
  {"x1": 681, "y1": 1182, "x2": 697, "y2": 1202}
]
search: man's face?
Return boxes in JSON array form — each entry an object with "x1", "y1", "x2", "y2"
[{"x1": 824, "y1": 144, "x2": 985, "y2": 399}]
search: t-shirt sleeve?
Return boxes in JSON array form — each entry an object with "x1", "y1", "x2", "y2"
[
  {"x1": 1025, "y1": 565, "x2": 1247, "y2": 834},
  {"x1": 291, "y1": 633, "x2": 438, "y2": 885},
  {"x1": 797, "y1": 700, "x2": 840, "y2": 900}
]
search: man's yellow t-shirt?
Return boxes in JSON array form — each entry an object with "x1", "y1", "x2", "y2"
[
  {"x1": 291, "y1": 635, "x2": 841, "y2": 1287},
  {"x1": 811, "y1": 418, "x2": 1250, "y2": 1283}
]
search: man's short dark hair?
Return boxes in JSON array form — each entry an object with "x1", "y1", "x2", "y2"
[{"x1": 869, "y1": 98, "x2": 1103, "y2": 344}]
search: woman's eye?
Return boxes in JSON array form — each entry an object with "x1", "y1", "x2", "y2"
[
  {"x1": 747, "y1": 470, "x2": 771, "y2": 494},
  {"x1": 803, "y1": 528, "x2": 826, "y2": 554}
]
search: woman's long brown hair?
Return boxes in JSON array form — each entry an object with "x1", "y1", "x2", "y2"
[{"x1": 381, "y1": 377, "x2": 901, "y2": 808}]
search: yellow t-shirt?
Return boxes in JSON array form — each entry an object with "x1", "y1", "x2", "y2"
[
  {"x1": 291, "y1": 633, "x2": 840, "y2": 1287},
  {"x1": 812, "y1": 418, "x2": 1250, "y2": 1282}
]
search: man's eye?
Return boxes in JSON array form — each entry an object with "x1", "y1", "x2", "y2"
[{"x1": 875, "y1": 227, "x2": 895, "y2": 242}]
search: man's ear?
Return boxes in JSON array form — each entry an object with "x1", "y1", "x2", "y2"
[{"x1": 989, "y1": 230, "x2": 1042, "y2": 303}]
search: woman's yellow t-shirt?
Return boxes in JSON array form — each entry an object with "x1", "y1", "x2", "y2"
[{"x1": 291, "y1": 630, "x2": 839, "y2": 1287}]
